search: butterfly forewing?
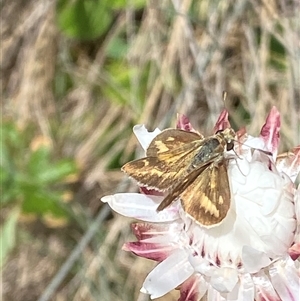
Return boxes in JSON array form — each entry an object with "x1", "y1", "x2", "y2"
[
  {"x1": 146, "y1": 129, "x2": 203, "y2": 157},
  {"x1": 122, "y1": 129, "x2": 205, "y2": 190},
  {"x1": 122, "y1": 157, "x2": 181, "y2": 190}
]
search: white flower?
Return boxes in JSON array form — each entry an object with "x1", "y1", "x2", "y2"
[{"x1": 102, "y1": 107, "x2": 300, "y2": 301}]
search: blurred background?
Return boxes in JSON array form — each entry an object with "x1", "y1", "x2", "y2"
[{"x1": 1, "y1": 0, "x2": 299, "y2": 300}]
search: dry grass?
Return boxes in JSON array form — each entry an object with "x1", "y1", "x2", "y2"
[{"x1": 1, "y1": 0, "x2": 299, "y2": 300}]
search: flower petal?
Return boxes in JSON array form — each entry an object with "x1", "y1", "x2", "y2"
[
  {"x1": 269, "y1": 257, "x2": 300, "y2": 301},
  {"x1": 213, "y1": 109, "x2": 231, "y2": 132},
  {"x1": 133, "y1": 124, "x2": 161, "y2": 151},
  {"x1": 253, "y1": 270, "x2": 281, "y2": 301},
  {"x1": 232, "y1": 157, "x2": 296, "y2": 257},
  {"x1": 238, "y1": 274, "x2": 255, "y2": 301},
  {"x1": 123, "y1": 221, "x2": 187, "y2": 261},
  {"x1": 178, "y1": 274, "x2": 208, "y2": 301},
  {"x1": 259, "y1": 106, "x2": 280, "y2": 157},
  {"x1": 210, "y1": 267, "x2": 239, "y2": 293},
  {"x1": 207, "y1": 285, "x2": 227, "y2": 301},
  {"x1": 276, "y1": 146, "x2": 300, "y2": 182},
  {"x1": 101, "y1": 193, "x2": 179, "y2": 222},
  {"x1": 289, "y1": 242, "x2": 300, "y2": 261},
  {"x1": 132, "y1": 223, "x2": 186, "y2": 246},
  {"x1": 122, "y1": 241, "x2": 174, "y2": 261},
  {"x1": 239, "y1": 136, "x2": 267, "y2": 157},
  {"x1": 242, "y1": 246, "x2": 271, "y2": 274},
  {"x1": 141, "y1": 249, "x2": 194, "y2": 299},
  {"x1": 176, "y1": 114, "x2": 198, "y2": 133},
  {"x1": 188, "y1": 253, "x2": 212, "y2": 276},
  {"x1": 130, "y1": 222, "x2": 182, "y2": 241}
]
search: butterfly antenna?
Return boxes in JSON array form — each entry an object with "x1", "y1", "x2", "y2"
[
  {"x1": 232, "y1": 138, "x2": 273, "y2": 157},
  {"x1": 222, "y1": 91, "x2": 228, "y2": 109}
]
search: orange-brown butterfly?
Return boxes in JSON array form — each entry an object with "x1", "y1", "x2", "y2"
[{"x1": 122, "y1": 127, "x2": 236, "y2": 226}]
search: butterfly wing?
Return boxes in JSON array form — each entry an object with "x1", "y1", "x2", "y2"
[
  {"x1": 180, "y1": 162, "x2": 231, "y2": 226},
  {"x1": 121, "y1": 157, "x2": 178, "y2": 190},
  {"x1": 146, "y1": 129, "x2": 203, "y2": 157},
  {"x1": 156, "y1": 159, "x2": 213, "y2": 210},
  {"x1": 122, "y1": 129, "x2": 205, "y2": 190}
]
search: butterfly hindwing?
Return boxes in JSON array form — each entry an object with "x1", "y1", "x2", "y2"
[
  {"x1": 180, "y1": 162, "x2": 231, "y2": 226},
  {"x1": 156, "y1": 160, "x2": 213, "y2": 211}
]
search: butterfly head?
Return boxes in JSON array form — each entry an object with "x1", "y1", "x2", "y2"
[{"x1": 218, "y1": 127, "x2": 236, "y2": 151}]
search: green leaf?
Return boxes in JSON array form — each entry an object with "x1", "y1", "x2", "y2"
[
  {"x1": 269, "y1": 34, "x2": 286, "y2": 71},
  {"x1": 35, "y1": 160, "x2": 77, "y2": 184},
  {"x1": 57, "y1": 0, "x2": 112, "y2": 40},
  {"x1": 0, "y1": 209, "x2": 19, "y2": 269},
  {"x1": 27, "y1": 145, "x2": 77, "y2": 184},
  {"x1": 22, "y1": 186, "x2": 67, "y2": 217},
  {"x1": 28, "y1": 147, "x2": 52, "y2": 179}
]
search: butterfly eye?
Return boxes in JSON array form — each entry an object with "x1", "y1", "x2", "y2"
[{"x1": 227, "y1": 141, "x2": 234, "y2": 151}]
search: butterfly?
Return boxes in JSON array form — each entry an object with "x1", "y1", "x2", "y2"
[{"x1": 122, "y1": 127, "x2": 236, "y2": 226}]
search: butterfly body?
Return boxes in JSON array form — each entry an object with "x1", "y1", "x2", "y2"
[
  {"x1": 188, "y1": 130, "x2": 234, "y2": 172},
  {"x1": 122, "y1": 127, "x2": 236, "y2": 226}
]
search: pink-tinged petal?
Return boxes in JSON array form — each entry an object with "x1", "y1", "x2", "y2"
[
  {"x1": 141, "y1": 249, "x2": 194, "y2": 299},
  {"x1": 213, "y1": 109, "x2": 231, "y2": 132},
  {"x1": 101, "y1": 193, "x2": 180, "y2": 222},
  {"x1": 259, "y1": 106, "x2": 280, "y2": 156},
  {"x1": 237, "y1": 126, "x2": 247, "y2": 141},
  {"x1": 234, "y1": 127, "x2": 249, "y2": 155},
  {"x1": 133, "y1": 124, "x2": 161, "y2": 152},
  {"x1": 179, "y1": 274, "x2": 208, "y2": 301},
  {"x1": 176, "y1": 114, "x2": 198, "y2": 133},
  {"x1": 122, "y1": 241, "x2": 174, "y2": 261},
  {"x1": 276, "y1": 146, "x2": 300, "y2": 182},
  {"x1": 253, "y1": 270, "x2": 281, "y2": 301},
  {"x1": 289, "y1": 242, "x2": 300, "y2": 260},
  {"x1": 131, "y1": 225, "x2": 186, "y2": 248},
  {"x1": 130, "y1": 222, "x2": 183, "y2": 241},
  {"x1": 269, "y1": 257, "x2": 300, "y2": 301},
  {"x1": 131, "y1": 222, "x2": 171, "y2": 240}
]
